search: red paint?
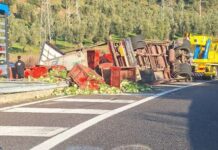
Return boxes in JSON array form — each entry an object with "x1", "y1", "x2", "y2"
[
  {"x1": 110, "y1": 66, "x2": 136, "y2": 88},
  {"x1": 103, "y1": 53, "x2": 113, "y2": 63},
  {"x1": 87, "y1": 50, "x2": 100, "y2": 69},
  {"x1": 68, "y1": 64, "x2": 104, "y2": 89}
]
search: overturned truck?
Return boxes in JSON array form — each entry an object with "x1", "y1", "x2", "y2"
[
  {"x1": 38, "y1": 36, "x2": 192, "y2": 87},
  {"x1": 108, "y1": 35, "x2": 192, "y2": 84}
]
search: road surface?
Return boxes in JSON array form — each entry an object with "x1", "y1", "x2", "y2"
[{"x1": 0, "y1": 81, "x2": 218, "y2": 150}]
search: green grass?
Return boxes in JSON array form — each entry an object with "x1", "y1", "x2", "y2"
[
  {"x1": 9, "y1": 38, "x2": 109, "y2": 55},
  {"x1": 82, "y1": 39, "x2": 94, "y2": 46},
  {"x1": 9, "y1": 43, "x2": 40, "y2": 54},
  {"x1": 9, "y1": 40, "x2": 75, "y2": 54},
  {"x1": 111, "y1": 34, "x2": 123, "y2": 42},
  {"x1": 54, "y1": 40, "x2": 74, "y2": 49},
  {"x1": 110, "y1": 33, "x2": 137, "y2": 41}
]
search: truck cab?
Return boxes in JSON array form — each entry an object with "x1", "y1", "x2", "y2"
[{"x1": 190, "y1": 35, "x2": 218, "y2": 79}]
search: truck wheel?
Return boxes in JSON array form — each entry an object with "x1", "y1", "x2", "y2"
[{"x1": 204, "y1": 75, "x2": 213, "y2": 80}]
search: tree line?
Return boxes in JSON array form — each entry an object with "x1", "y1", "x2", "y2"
[{"x1": 7, "y1": 0, "x2": 218, "y2": 51}]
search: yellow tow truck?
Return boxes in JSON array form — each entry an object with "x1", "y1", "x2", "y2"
[{"x1": 190, "y1": 35, "x2": 218, "y2": 79}]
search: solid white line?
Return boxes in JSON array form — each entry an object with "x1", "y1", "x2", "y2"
[
  {"x1": 53, "y1": 98, "x2": 136, "y2": 104},
  {"x1": 0, "y1": 126, "x2": 67, "y2": 137},
  {"x1": 31, "y1": 81, "x2": 210, "y2": 150},
  {"x1": 0, "y1": 96, "x2": 71, "y2": 112},
  {"x1": 108, "y1": 93, "x2": 155, "y2": 96},
  {"x1": 4, "y1": 107, "x2": 110, "y2": 115},
  {"x1": 155, "y1": 84, "x2": 185, "y2": 88}
]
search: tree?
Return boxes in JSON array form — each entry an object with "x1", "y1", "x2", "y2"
[{"x1": 7, "y1": 0, "x2": 218, "y2": 53}]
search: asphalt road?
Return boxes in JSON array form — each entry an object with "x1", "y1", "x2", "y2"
[{"x1": 0, "y1": 81, "x2": 218, "y2": 150}]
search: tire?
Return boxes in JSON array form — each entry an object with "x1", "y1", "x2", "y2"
[
  {"x1": 204, "y1": 75, "x2": 213, "y2": 80},
  {"x1": 139, "y1": 69, "x2": 156, "y2": 83},
  {"x1": 178, "y1": 63, "x2": 192, "y2": 76},
  {"x1": 174, "y1": 63, "x2": 192, "y2": 82}
]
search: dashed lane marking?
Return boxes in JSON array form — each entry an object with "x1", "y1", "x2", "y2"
[
  {"x1": 3, "y1": 107, "x2": 110, "y2": 115},
  {"x1": 0, "y1": 96, "x2": 71, "y2": 111},
  {"x1": 0, "y1": 126, "x2": 67, "y2": 137}
]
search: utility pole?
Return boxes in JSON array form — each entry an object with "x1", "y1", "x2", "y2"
[
  {"x1": 74, "y1": 0, "x2": 81, "y2": 23},
  {"x1": 199, "y1": 0, "x2": 202, "y2": 17},
  {"x1": 65, "y1": 0, "x2": 81, "y2": 25},
  {"x1": 64, "y1": 0, "x2": 82, "y2": 47},
  {"x1": 199, "y1": 0, "x2": 206, "y2": 17},
  {"x1": 161, "y1": 0, "x2": 165, "y2": 20},
  {"x1": 65, "y1": 0, "x2": 71, "y2": 26},
  {"x1": 40, "y1": 0, "x2": 52, "y2": 47}
]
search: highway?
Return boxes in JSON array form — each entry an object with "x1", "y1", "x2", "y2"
[{"x1": 0, "y1": 80, "x2": 218, "y2": 150}]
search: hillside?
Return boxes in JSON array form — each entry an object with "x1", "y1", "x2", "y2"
[{"x1": 6, "y1": 0, "x2": 218, "y2": 54}]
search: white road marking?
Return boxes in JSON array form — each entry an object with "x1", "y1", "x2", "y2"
[
  {"x1": 0, "y1": 126, "x2": 67, "y2": 137},
  {"x1": 171, "y1": 82, "x2": 203, "y2": 85},
  {"x1": 0, "y1": 96, "x2": 71, "y2": 112},
  {"x1": 53, "y1": 98, "x2": 136, "y2": 104},
  {"x1": 3, "y1": 107, "x2": 110, "y2": 115},
  {"x1": 114, "y1": 93, "x2": 155, "y2": 96},
  {"x1": 155, "y1": 84, "x2": 186, "y2": 87},
  {"x1": 0, "y1": 80, "x2": 213, "y2": 149},
  {"x1": 31, "y1": 81, "x2": 210, "y2": 150},
  {"x1": 65, "y1": 145, "x2": 102, "y2": 150}
]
